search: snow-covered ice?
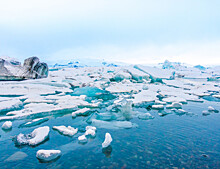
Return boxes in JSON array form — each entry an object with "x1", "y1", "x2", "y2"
[
  {"x1": 2, "y1": 121, "x2": 12, "y2": 130},
  {"x1": 78, "y1": 135, "x2": 88, "y2": 143},
  {"x1": 53, "y1": 126, "x2": 78, "y2": 136},
  {"x1": 36, "y1": 150, "x2": 61, "y2": 162},
  {"x1": 15, "y1": 126, "x2": 50, "y2": 146},
  {"x1": 102, "y1": 133, "x2": 113, "y2": 148},
  {"x1": 72, "y1": 108, "x2": 91, "y2": 117}
]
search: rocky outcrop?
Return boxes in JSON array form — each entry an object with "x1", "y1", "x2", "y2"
[{"x1": 0, "y1": 56, "x2": 48, "y2": 81}]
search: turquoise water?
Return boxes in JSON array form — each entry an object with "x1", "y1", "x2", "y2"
[{"x1": 0, "y1": 101, "x2": 220, "y2": 169}]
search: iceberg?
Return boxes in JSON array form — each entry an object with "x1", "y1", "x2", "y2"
[
  {"x1": 36, "y1": 150, "x2": 61, "y2": 162},
  {"x1": 2, "y1": 121, "x2": 12, "y2": 130},
  {"x1": 14, "y1": 126, "x2": 50, "y2": 146},
  {"x1": 166, "y1": 102, "x2": 182, "y2": 109},
  {"x1": 102, "y1": 133, "x2": 113, "y2": 148},
  {"x1": 85, "y1": 128, "x2": 96, "y2": 137},
  {"x1": 78, "y1": 135, "x2": 88, "y2": 143},
  {"x1": 72, "y1": 108, "x2": 91, "y2": 117},
  {"x1": 53, "y1": 126, "x2": 78, "y2": 137},
  {"x1": 152, "y1": 104, "x2": 164, "y2": 110},
  {"x1": 208, "y1": 106, "x2": 219, "y2": 113},
  {"x1": 0, "y1": 56, "x2": 48, "y2": 80}
]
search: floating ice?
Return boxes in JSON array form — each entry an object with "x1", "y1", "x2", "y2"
[
  {"x1": 36, "y1": 150, "x2": 61, "y2": 162},
  {"x1": 15, "y1": 126, "x2": 50, "y2": 146},
  {"x1": 155, "y1": 100, "x2": 167, "y2": 105},
  {"x1": 171, "y1": 109, "x2": 187, "y2": 115},
  {"x1": 213, "y1": 95, "x2": 220, "y2": 99},
  {"x1": 72, "y1": 108, "x2": 91, "y2": 117},
  {"x1": 102, "y1": 133, "x2": 113, "y2": 148},
  {"x1": 208, "y1": 106, "x2": 215, "y2": 111},
  {"x1": 208, "y1": 106, "x2": 219, "y2": 113},
  {"x1": 85, "y1": 126, "x2": 97, "y2": 131},
  {"x1": 158, "y1": 110, "x2": 172, "y2": 116},
  {"x1": 53, "y1": 126, "x2": 78, "y2": 136},
  {"x1": 166, "y1": 102, "x2": 182, "y2": 109},
  {"x1": 19, "y1": 118, "x2": 49, "y2": 128},
  {"x1": 0, "y1": 99, "x2": 23, "y2": 113},
  {"x1": 152, "y1": 105, "x2": 164, "y2": 110},
  {"x1": 91, "y1": 119, "x2": 134, "y2": 129},
  {"x1": 78, "y1": 135, "x2": 87, "y2": 143},
  {"x1": 163, "y1": 97, "x2": 187, "y2": 104},
  {"x1": 202, "y1": 110, "x2": 210, "y2": 116},
  {"x1": 2, "y1": 121, "x2": 12, "y2": 130},
  {"x1": 85, "y1": 128, "x2": 96, "y2": 137},
  {"x1": 138, "y1": 113, "x2": 154, "y2": 120}
]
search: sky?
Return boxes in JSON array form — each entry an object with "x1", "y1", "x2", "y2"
[{"x1": 0, "y1": 0, "x2": 220, "y2": 65}]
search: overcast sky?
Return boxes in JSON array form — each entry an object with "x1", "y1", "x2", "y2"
[{"x1": 0, "y1": 0, "x2": 220, "y2": 65}]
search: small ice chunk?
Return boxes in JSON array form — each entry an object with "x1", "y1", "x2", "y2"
[
  {"x1": 78, "y1": 135, "x2": 87, "y2": 143},
  {"x1": 158, "y1": 110, "x2": 171, "y2": 116},
  {"x1": 36, "y1": 150, "x2": 61, "y2": 162},
  {"x1": 102, "y1": 133, "x2": 112, "y2": 148},
  {"x1": 208, "y1": 106, "x2": 219, "y2": 113},
  {"x1": 166, "y1": 102, "x2": 182, "y2": 109},
  {"x1": 138, "y1": 113, "x2": 154, "y2": 120},
  {"x1": 85, "y1": 126, "x2": 96, "y2": 131},
  {"x1": 20, "y1": 118, "x2": 49, "y2": 128},
  {"x1": 155, "y1": 100, "x2": 166, "y2": 105},
  {"x1": 152, "y1": 104, "x2": 164, "y2": 110},
  {"x1": 202, "y1": 110, "x2": 211, "y2": 116},
  {"x1": 208, "y1": 106, "x2": 215, "y2": 111},
  {"x1": 28, "y1": 126, "x2": 50, "y2": 146},
  {"x1": 2, "y1": 121, "x2": 12, "y2": 130},
  {"x1": 53, "y1": 126, "x2": 78, "y2": 136},
  {"x1": 15, "y1": 126, "x2": 50, "y2": 146},
  {"x1": 171, "y1": 109, "x2": 187, "y2": 115},
  {"x1": 72, "y1": 108, "x2": 91, "y2": 117},
  {"x1": 85, "y1": 129, "x2": 96, "y2": 137},
  {"x1": 213, "y1": 95, "x2": 220, "y2": 99}
]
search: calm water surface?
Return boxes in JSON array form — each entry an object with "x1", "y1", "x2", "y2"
[{"x1": 0, "y1": 101, "x2": 220, "y2": 169}]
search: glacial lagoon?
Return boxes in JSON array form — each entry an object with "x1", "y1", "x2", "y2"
[{"x1": 0, "y1": 64, "x2": 220, "y2": 168}]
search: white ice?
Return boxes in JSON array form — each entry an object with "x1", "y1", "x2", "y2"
[
  {"x1": 36, "y1": 150, "x2": 61, "y2": 162},
  {"x1": 53, "y1": 126, "x2": 78, "y2": 136},
  {"x1": 2, "y1": 121, "x2": 12, "y2": 130},
  {"x1": 102, "y1": 133, "x2": 113, "y2": 148}
]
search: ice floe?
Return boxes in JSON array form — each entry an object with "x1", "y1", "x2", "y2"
[
  {"x1": 72, "y1": 108, "x2": 91, "y2": 117},
  {"x1": 53, "y1": 126, "x2": 78, "y2": 136},
  {"x1": 102, "y1": 133, "x2": 113, "y2": 148},
  {"x1": 19, "y1": 118, "x2": 49, "y2": 128},
  {"x1": 36, "y1": 150, "x2": 61, "y2": 162},
  {"x1": 78, "y1": 135, "x2": 88, "y2": 143},
  {"x1": 14, "y1": 126, "x2": 50, "y2": 146},
  {"x1": 166, "y1": 102, "x2": 182, "y2": 109},
  {"x1": 2, "y1": 121, "x2": 12, "y2": 130}
]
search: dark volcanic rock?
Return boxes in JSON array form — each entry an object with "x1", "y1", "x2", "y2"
[{"x1": 0, "y1": 56, "x2": 48, "y2": 81}]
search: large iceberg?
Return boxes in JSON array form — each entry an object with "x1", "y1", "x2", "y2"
[{"x1": 0, "y1": 56, "x2": 48, "y2": 80}]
